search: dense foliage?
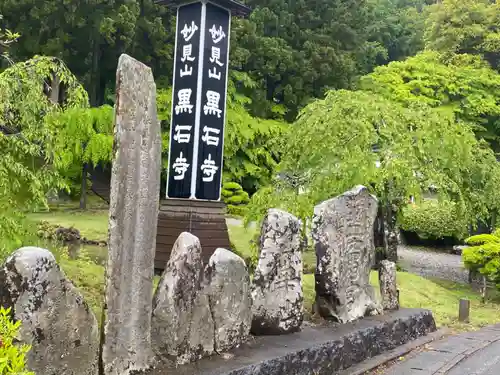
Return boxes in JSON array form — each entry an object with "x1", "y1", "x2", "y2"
[
  {"x1": 2, "y1": 0, "x2": 500, "y2": 266},
  {"x1": 361, "y1": 51, "x2": 500, "y2": 151},
  {"x1": 425, "y1": 0, "x2": 500, "y2": 70},
  {"x1": 0, "y1": 307, "x2": 34, "y2": 375},
  {"x1": 0, "y1": 0, "x2": 432, "y2": 117},
  {"x1": 399, "y1": 200, "x2": 469, "y2": 240},
  {"x1": 0, "y1": 55, "x2": 87, "y2": 247},
  {"x1": 247, "y1": 90, "x2": 500, "y2": 228}
]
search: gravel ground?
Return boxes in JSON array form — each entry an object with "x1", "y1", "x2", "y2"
[{"x1": 398, "y1": 245, "x2": 469, "y2": 284}]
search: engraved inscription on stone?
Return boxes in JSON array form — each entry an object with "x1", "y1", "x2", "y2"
[
  {"x1": 312, "y1": 185, "x2": 382, "y2": 323},
  {"x1": 251, "y1": 209, "x2": 304, "y2": 335}
]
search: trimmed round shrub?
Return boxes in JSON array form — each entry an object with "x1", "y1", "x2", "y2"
[
  {"x1": 222, "y1": 181, "x2": 250, "y2": 216},
  {"x1": 399, "y1": 199, "x2": 468, "y2": 241}
]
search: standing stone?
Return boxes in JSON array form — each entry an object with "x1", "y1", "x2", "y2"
[
  {"x1": 0, "y1": 247, "x2": 98, "y2": 375},
  {"x1": 379, "y1": 260, "x2": 399, "y2": 310},
  {"x1": 312, "y1": 185, "x2": 381, "y2": 323},
  {"x1": 251, "y1": 209, "x2": 303, "y2": 335},
  {"x1": 103, "y1": 54, "x2": 162, "y2": 375},
  {"x1": 205, "y1": 248, "x2": 252, "y2": 352},
  {"x1": 151, "y1": 232, "x2": 215, "y2": 365}
]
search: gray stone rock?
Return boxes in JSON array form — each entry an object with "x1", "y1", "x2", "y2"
[
  {"x1": 152, "y1": 232, "x2": 215, "y2": 365},
  {"x1": 379, "y1": 260, "x2": 399, "y2": 310},
  {"x1": 251, "y1": 209, "x2": 303, "y2": 335},
  {"x1": 205, "y1": 248, "x2": 252, "y2": 352},
  {"x1": 312, "y1": 185, "x2": 381, "y2": 323},
  {"x1": 0, "y1": 247, "x2": 98, "y2": 375},
  {"x1": 103, "y1": 54, "x2": 162, "y2": 375}
]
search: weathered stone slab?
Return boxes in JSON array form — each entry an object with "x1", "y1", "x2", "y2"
[
  {"x1": 251, "y1": 209, "x2": 303, "y2": 335},
  {"x1": 312, "y1": 185, "x2": 381, "y2": 323},
  {"x1": 143, "y1": 308, "x2": 437, "y2": 375},
  {"x1": 0, "y1": 247, "x2": 98, "y2": 375},
  {"x1": 103, "y1": 54, "x2": 162, "y2": 375},
  {"x1": 152, "y1": 232, "x2": 215, "y2": 365},
  {"x1": 205, "y1": 248, "x2": 252, "y2": 352},
  {"x1": 379, "y1": 260, "x2": 399, "y2": 310}
]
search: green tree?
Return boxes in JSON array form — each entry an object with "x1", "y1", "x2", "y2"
[
  {"x1": 425, "y1": 0, "x2": 500, "y2": 70},
  {"x1": 0, "y1": 0, "x2": 174, "y2": 104},
  {"x1": 364, "y1": 0, "x2": 430, "y2": 67},
  {"x1": 246, "y1": 90, "x2": 500, "y2": 261},
  {"x1": 0, "y1": 55, "x2": 87, "y2": 251},
  {"x1": 361, "y1": 51, "x2": 500, "y2": 151},
  {"x1": 44, "y1": 105, "x2": 114, "y2": 206},
  {"x1": 0, "y1": 13, "x2": 18, "y2": 63},
  {"x1": 232, "y1": 0, "x2": 432, "y2": 121}
]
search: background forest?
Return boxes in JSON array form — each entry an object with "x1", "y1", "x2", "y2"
[{"x1": 2, "y1": 0, "x2": 500, "y2": 254}]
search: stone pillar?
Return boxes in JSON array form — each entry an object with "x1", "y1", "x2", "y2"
[
  {"x1": 312, "y1": 185, "x2": 381, "y2": 323},
  {"x1": 151, "y1": 232, "x2": 215, "y2": 365},
  {"x1": 379, "y1": 260, "x2": 399, "y2": 310},
  {"x1": 251, "y1": 209, "x2": 303, "y2": 335},
  {"x1": 0, "y1": 247, "x2": 99, "y2": 375},
  {"x1": 102, "y1": 54, "x2": 162, "y2": 375}
]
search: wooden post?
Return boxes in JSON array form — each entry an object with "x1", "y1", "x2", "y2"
[{"x1": 459, "y1": 299, "x2": 470, "y2": 323}]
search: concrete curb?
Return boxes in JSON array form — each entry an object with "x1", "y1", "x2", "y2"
[{"x1": 338, "y1": 329, "x2": 451, "y2": 375}]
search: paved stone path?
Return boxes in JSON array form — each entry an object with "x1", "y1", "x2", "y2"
[
  {"x1": 398, "y1": 245, "x2": 469, "y2": 284},
  {"x1": 380, "y1": 325, "x2": 500, "y2": 374}
]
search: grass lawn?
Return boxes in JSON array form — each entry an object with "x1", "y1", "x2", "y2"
[
  {"x1": 27, "y1": 208, "x2": 500, "y2": 330},
  {"x1": 28, "y1": 210, "x2": 109, "y2": 241}
]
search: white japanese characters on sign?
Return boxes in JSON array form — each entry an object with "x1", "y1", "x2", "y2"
[
  {"x1": 175, "y1": 88, "x2": 194, "y2": 114},
  {"x1": 208, "y1": 67, "x2": 221, "y2": 80},
  {"x1": 173, "y1": 151, "x2": 190, "y2": 180},
  {"x1": 201, "y1": 154, "x2": 219, "y2": 182},
  {"x1": 208, "y1": 46, "x2": 224, "y2": 80},
  {"x1": 180, "y1": 44, "x2": 196, "y2": 77},
  {"x1": 209, "y1": 46, "x2": 224, "y2": 66},
  {"x1": 181, "y1": 44, "x2": 195, "y2": 62},
  {"x1": 209, "y1": 25, "x2": 226, "y2": 44},
  {"x1": 181, "y1": 21, "x2": 199, "y2": 42},
  {"x1": 203, "y1": 90, "x2": 222, "y2": 118},
  {"x1": 201, "y1": 126, "x2": 220, "y2": 146},
  {"x1": 173, "y1": 125, "x2": 192, "y2": 143}
]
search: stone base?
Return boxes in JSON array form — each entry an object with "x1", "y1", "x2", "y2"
[{"x1": 145, "y1": 308, "x2": 436, "y2": 375}]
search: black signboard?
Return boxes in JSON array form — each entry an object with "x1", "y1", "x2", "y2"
[
  {"x1": 194, "y1": 3, "x2": 230, "y2": 200},
  {"x1": 167, "y1": 2, "x2": 203, "y2": 198}
]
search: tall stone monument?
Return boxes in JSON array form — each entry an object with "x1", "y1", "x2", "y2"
[
  {"x1": 155, "y1": 0, "x2": 251, "y2": 269},
  {"x1": 102, "y1": 54, "x2": 162, "y2": 374},
  {"x1": 312, "y1": 186, "x2": 381, "y2": 323}
]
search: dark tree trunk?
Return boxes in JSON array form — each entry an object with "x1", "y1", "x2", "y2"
[
  {"x1": 384, "y1": 202, "x2": 399, "y2": 263},
  {"x1": 374, "y1": 202, "x2": 386, "y2": 249},
  {"x1": 79, "y1": 163, "x2": 88, "y2": 210},
  {"x1": 80, "y1": 31, "x2": 101, "y2": 210},
  {"x1": 373, "y1": 202, "x2": 387, "y2": 269}
]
